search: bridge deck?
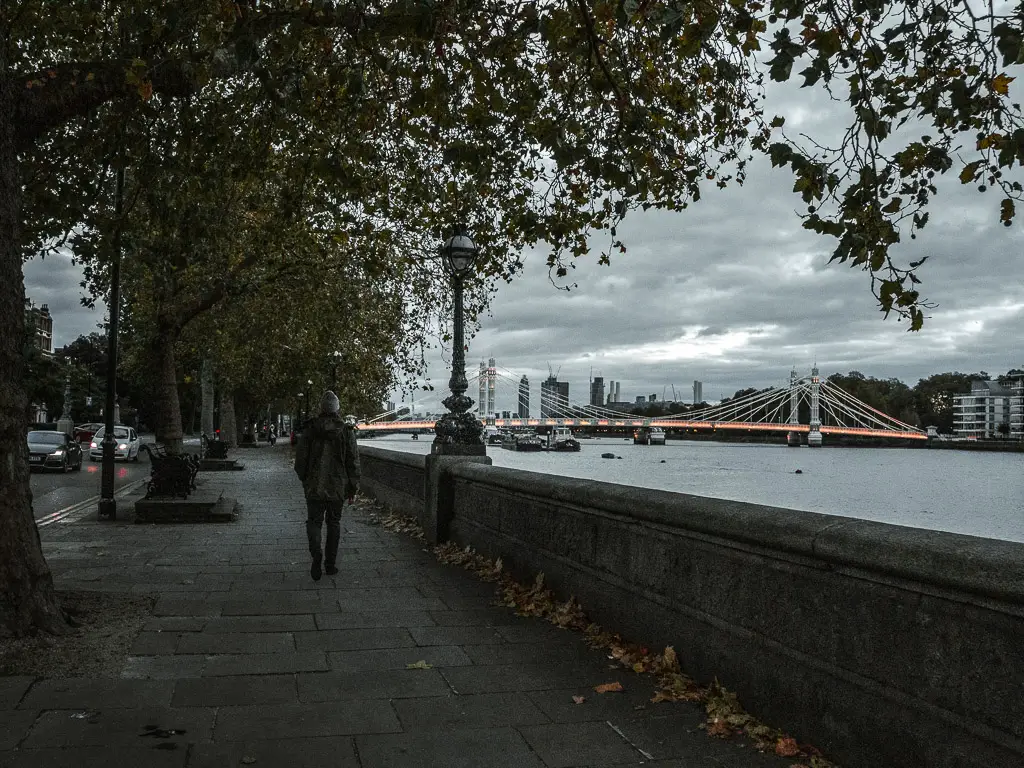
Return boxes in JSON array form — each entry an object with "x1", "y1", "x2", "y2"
[{"x1": 363, "y1": 419, "x2": 927, "y2": 440}]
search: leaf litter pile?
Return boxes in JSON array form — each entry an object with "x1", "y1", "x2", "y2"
[{"x1": 372, "y1": 509, "x2": 837, "y2": 768}]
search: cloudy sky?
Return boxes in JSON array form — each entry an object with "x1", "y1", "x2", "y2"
[{"x1": 23, "y1": 78, "x2": 1024, "y2": 416}]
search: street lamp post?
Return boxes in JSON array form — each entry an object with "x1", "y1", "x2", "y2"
[
  {"x1": 99, "y1": 164, "x2": 125, "y2": 520},
  {"x1": 56, "y1": 359, "x2": 74, "y2": 437},
  {"x1": 331, "y1": 351, "x2": 343, "y2": 391},
  {"x1": 432, "y1": 228, "x2": 485, "y2": 456}
]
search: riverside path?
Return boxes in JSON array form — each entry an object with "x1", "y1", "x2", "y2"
[{"x1": 4, "y1": 445, "x2": 818, "y2": 768}]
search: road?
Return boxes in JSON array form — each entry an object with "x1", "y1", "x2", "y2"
[{"x1": 29, "y1": 453, "x2": 151, "y2": 521}]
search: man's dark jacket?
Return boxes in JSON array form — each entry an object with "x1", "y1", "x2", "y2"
[{"x1": 294, "y1": 414, "x2": 360, "y2": 500}]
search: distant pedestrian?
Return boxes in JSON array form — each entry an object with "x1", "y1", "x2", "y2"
[
  {"x1": 268, "y1": 425, "x2": 277, "y2": 446},
  {"x1": 294, "y1": 391, "x2": 360, "y2": 581}
]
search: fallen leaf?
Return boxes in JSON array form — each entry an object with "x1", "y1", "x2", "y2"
[
  {"x1": 406, "y1": 660, "x2": 433, "y2": 670},
  {"x1": 706, "y1": 718, "x2": 732, "y2": 738},
  {"x1": 242, "y1": 758, "x2": 257, "y2": 765},
  {"x1": 775, "y1": 736, "x2": 801, "y2": 757},
  {"x1": 778, "y1": 741, "x2": 802, "y2": 757},
  {"x1": 594, "y1": 681, "x2": 624, "y2": 693},
  {"x1": 572, "y1": 695, "x2": 586, "y2": 704}
]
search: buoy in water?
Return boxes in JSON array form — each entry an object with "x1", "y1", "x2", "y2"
[{"x1": 794, "y1": 469, "x2": 803, "y2": 474}]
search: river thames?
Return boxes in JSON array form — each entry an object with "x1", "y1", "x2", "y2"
[{"x1": 366, "y1": 434, "x2": 1024, "y2": 543}]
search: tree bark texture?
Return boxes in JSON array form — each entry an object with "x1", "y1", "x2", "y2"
[
  {"x1": 220, "y1": 391, "x2": 237, "y2": 448},
  {"x1": 0, "y1": 70, "x2": 69, "y2": 637},
  {"x1": 150, "y1": 324, "x2": 183, "y2": 453},
  {"x1": 200, "y1": 358, "x2": 214, "y2": 438}
]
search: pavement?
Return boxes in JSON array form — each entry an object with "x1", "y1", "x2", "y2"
[{"x1": 3, "y1": 446, "x2": 802, "y2": 768}]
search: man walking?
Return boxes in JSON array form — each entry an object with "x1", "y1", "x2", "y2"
[{"x1": 294, "y1": 391, "x2": 360, "y2": 581}]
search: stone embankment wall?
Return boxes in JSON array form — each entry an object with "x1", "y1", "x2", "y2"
[{"x1": 357, "y1": 445, "x2": 1024, "y2": 768}]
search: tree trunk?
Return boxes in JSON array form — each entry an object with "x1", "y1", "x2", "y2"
[
  {"x1": 220, "y1": 391, "x2": 237, "y2": 448},
  {"x1": 0, "y1": 70, "x2": 69, "y2": 636},
  {"x1": 150, "y1": 323, "x2": 183, "y2": 453},
  {"x1": 200, "y1": 358, "x2": 214, "y2": 438}
]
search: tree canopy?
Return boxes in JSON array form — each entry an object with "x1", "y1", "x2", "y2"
[{"x1": 11, "y1": 0, "x2": 1024, "y2": 331}]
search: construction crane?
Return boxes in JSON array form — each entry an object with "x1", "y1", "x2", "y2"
[{"x1": 671, "y1": 384, "x2": 677, "y2": 402}]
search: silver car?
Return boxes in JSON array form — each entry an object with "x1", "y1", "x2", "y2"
[{"x1": 89, "y1": 425, "x2": 141, "y2": 461}]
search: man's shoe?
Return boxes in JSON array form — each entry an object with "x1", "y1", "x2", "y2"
[
  {"x1": 325, "y1": 565, "x2": 338, "y2": 576},
  {"x1": 310, "y1": 558, "x2": 322, "y2": 582}
]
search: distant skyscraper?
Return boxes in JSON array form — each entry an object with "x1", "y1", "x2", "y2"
[
  {"x1": 590, "y1": 376, "x2": 605, "y2": 407},
  {"x1": 693, "y1": 380, "x2": 703, "y2": 404},
  {"x1": 478, "y1": 361, "x2": 487, "y2": 417},
  {"x1": 636, "y1": 396, "x2": 646, "y2": 404},
  {"x1": 541, "y1": 375, "x2": 569, "y2": 417},
  {"x1": 649, "y1": 393, "x2": 657, "y2": 402},
  {"x1": 518, "y1": 376, "x2": 530, "y2": 418}
]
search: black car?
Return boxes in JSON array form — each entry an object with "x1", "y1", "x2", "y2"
[{"x1": 27, "y1": 430, "x2": 83, "y2": 472}]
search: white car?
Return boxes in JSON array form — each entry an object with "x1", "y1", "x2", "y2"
[{"x1": 89, "y1": 425, "x2": 141, "y2": 462}]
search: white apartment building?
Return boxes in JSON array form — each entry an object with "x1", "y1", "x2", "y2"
[
  {"x1": 953, "y1": 380, "x2": 1014, "y2": 438},
  {"x1": 1011, "y1": 378, "x2": 1024, "y2": 438}
]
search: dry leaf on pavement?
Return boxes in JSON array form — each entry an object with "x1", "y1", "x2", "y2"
[
  {"x1": 594, "y1": 681, "x2": 624, "y2": 693},
  {"x1": 572, "y1": 695, "x2": 586, "y2": 704},
  {"x1": 406, "y1": 660, "x2": 433, "y2": 670},
  {"x1": 775, "y1": 737, "x2": 801, "y2": 757}
]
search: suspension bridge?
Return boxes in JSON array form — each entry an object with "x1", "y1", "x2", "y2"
[{"x1": 363, "y1": 367, "x2": 927, "y2": 445}]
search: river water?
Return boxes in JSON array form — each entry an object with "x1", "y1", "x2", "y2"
[{"x1": 366, "y1": 435, "x2": 1024, "y2": 543}]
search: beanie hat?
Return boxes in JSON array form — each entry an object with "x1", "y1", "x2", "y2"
[{"x1": 320, "y1": 391, "x2": 340, "y2": 414}]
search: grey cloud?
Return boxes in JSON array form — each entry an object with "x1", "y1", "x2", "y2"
[{"x1": 22, "y1": 252, "x2": 107, "y2": 348}]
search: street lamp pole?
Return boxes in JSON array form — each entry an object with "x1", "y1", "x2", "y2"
[
  {"x1": 432, "y1": 228, "x2": 485, "y2": 456},
  {"x1": 98, "y1": 164, "x2": 124, "y2": 520}
]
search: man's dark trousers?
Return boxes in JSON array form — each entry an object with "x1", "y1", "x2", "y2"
[{"x1": 306, "y1": 500, "x2": 343, "y2": 567}]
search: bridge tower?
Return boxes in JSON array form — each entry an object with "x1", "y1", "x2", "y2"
[
  {"x1": 486, "y1": 357, "x2": 497, "y2": 417},
  {"x1": 786, "y1": 369, "x2": 801, "y2": 447},
  {"x1": 808, "y1": 365, "x2": 823, "y2": 447}
]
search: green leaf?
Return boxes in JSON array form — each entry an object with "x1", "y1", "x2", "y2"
[{"x1": 768, "y1": 143, "x2": 794, "y2": 167}]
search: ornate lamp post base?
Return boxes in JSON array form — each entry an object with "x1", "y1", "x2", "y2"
[{"x1": 432, "y1": 393, "x2": 485, "y2": 455}]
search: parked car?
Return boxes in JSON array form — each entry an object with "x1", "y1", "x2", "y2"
[
  {"x1": 88, "y1": 425, "x2": 141, "y2": 461},
  {"x1": 73, "y1": 422, "x2": 103, "y2": 444},
  {"x1": 27, "y1": 430, "x2": 83, "y2": 472}
]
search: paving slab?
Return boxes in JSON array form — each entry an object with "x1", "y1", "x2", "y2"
[
  {"x1": 176, "y1": 631, "x2": 296, "y2": 654},
  {"x1": 20, "y1": 706, "x2": 214, "y2": 749},
  {"x1": 297, "y1": 669, "x2": 451, "y2": 702},
  {"x1": 518, "y1": 721, "x2": 644, "y2": 767},
  {"x1": 185, "y1": 736, "x2": 359, "y2": 768},
  {"x1": 17, "y1": 679, "x2": 173, "y2": 711},
  {"x1": 0, "y1": 710, "x2": 39, "y2": 750},
  {"x1": 0, "y1": 678, "x2": 33, "y2": 710},
  {"x1": 357, "y1": 727, "x2": 546, "y2": 768},
  {"x1": 0, "y1": 746, "x2": 188, "y2": 768},
  {"x1": 393, "y1": 692, "x2": 551, "y2": 729},
  {"x1": 327, "y1": 645, "x2": 472, "y2": 673},
  {"x1": 313, "y1": 610, "x2": 436, "y2": 629},
  {"x1": 213, "y1": 700, "x2": 401, "y2": 741},
  {"x1": 177, "y1": 675, "x2": 295, "y2": 707},
  {"x1": 293, "y1": 627, "x2": 415, "y2": 651}
]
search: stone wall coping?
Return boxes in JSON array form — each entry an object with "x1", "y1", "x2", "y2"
[
  {"x1": 358, "y1": 445, "x2": 427, "y2": 471},
  {"x1": 449, "y1": 461, "x2": 1024, "y2": 605}
]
